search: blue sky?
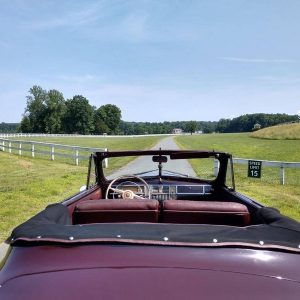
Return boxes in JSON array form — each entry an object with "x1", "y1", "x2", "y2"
[{"x1": 1, "y1": 0, "x2": 300, "y2": 122}]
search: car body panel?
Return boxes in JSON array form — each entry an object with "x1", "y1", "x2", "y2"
[{"x1": 1, "y1": 245, "x2": 299, "y2": 300}]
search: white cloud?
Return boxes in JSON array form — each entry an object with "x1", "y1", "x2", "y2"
[
  {"x1": 219, "y1": 57, "x2": 297, "y2": 63},
  {"x1": 27, "y1": 2, "x2": 103, "y2": 30},
  {"x1": 59, "y1": 74, "x2": 102, "y2": 83},
  {"x1": 256, "y1": 76, "x2": 300, "y2": 84}
]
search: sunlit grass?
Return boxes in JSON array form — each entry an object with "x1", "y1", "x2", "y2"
[
  {"x1": 0, "y1": 153, "x2": 87, "y2": 241},
  {"x1": 0, "y1": 136, "x2": 164, "y2": 241},
  {"x1": 175, "y1": 133, "x2": 300, "y2": 221},
  {"x1": 250, "y1": 123, "x2": 300, "y2": 140},
  {"x1": 5, "y1": 136, "x2": 164, "y2": 165}
]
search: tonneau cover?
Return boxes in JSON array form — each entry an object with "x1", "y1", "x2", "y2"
[{"x1": 8, "y1": 203, "x2": 300, "y2": 253}]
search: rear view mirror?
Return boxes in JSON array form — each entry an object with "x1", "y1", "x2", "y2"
[{"x1": 152, "y1": 155, "x2": 168, "y2": 163}]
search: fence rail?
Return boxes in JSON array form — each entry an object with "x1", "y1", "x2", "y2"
[
  {"x1": 213, "y1": 158, "x2": 300, "y2": 185},
  {"x1": 232, "y1": 158, "x2": 300, "y2": 185},
  {"x1": 0, "y1": 138, "x2": 108, "y2": 167},
  {"x1": 0, "y1": 133, "x2": 178, "y2": 138},
  {"x1": 1, "y1": 138, "x2": 300, "y2": 185}
]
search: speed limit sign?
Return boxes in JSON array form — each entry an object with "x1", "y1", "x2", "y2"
[{"x1": 248, "y1": 160, "x2": 262, "y2": 178}]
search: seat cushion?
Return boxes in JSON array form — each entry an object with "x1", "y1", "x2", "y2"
[
  {"x1": 163, "y1": 200, "x2": 250, "y2": 226},
  {"x1": 73, "y1": 199, "x2": 159, "y2": 224}
]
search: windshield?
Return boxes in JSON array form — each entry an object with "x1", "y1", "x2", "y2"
[{"x1": 103, "y1": 154, "x2": 217, "y2": 181}]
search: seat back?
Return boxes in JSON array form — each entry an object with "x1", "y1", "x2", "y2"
[
  {"x1": 163, "y1": 200, "x2": 250, "y2": 226},
  {"x1": 73, "y1": 199, "x2": 159, "y2": 224}
]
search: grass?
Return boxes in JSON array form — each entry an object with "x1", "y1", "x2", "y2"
[
  {"x1": 176, "y1": 133, "x2": 300, "y2": 161},
  {"x1": 11, "y1": 135, "x2": 164, "y2": 150},
  {"x1": 0, "y1": 136, "x2": 164, "y2": 241},
  {"x1": 175, "y1": 133, "x2": 300, "y2": 220},
  {"x1": 250, "y1": 122, "x2": 300, "y2": 140},
  {"x1": 1, "y1": 133, "x2": 299, "y2": 241},
  {"x1": 0, "y1": 153, "x2": 87, "y2": 242}
]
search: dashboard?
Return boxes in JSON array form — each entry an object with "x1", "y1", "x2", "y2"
[{"x1": 111, "y1": 183, "x2": 212, "y2": 201}]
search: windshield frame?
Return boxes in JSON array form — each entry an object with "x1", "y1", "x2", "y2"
[{"x1": 94, "y1": 150, "x2": 232, "y2": 188}]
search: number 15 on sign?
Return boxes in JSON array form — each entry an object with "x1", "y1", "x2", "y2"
[{"x1": 248, "y1": 160, "x2": 262, "y2": 178}]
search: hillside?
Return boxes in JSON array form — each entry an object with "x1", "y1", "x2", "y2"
[{"x1": 250, "y1": 122, "x2": 300, "y2": 140}]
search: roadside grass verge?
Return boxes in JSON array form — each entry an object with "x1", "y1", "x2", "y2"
[
  {"x1": 0, "y1": 136, "x2": 164, "y2": 241},
  {"x1": 250, "y1": 123, "x2": 300, "y2": 140},
  {"x1": 175, "y1": 133, "x2": 300, "y2": 221},
  {"x1": 4, "y1": 136, "x2": 164, "y2": 166},
  {"x1": 0, "y1": 153, "x2": 87, "y2": 241},
  {"x1": 11, "y1": 135, "x2": 164, "y2": 150}
]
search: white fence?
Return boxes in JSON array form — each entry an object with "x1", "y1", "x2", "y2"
[
  {"x1": 1, "y1": 137, "x2": 300, "y2": 184},
  {"x1": 0, "y1": 138, "x2": 108, "y2": 167},
  {"x1": 232, "y1": 158, "x2": 300, "y2": 185},
  {"x1": 0, "y1": 133, "x2": 177, "y2": 138},
  {"x1": 213, "y1": 158, "x2": 300, "y2": 185}
]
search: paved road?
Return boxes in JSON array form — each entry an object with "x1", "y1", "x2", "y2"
[{"x1": 110, "y1": 136, "x2": 196, "y2": 178}]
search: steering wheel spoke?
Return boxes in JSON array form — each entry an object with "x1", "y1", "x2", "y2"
[{"x1": 105, "y1": 175, "x2": 151, "y2": 200}]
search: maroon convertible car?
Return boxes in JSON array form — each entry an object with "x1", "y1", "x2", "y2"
[{"x1": 0, "y1": 150, "x2": 300, "y2": 299}]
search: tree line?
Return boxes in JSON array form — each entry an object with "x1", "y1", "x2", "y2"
[
  {"x1": 118, "y1": 120, "x2": 217, "y2": 135},
  {"x1": 19, "y1": 86, "x2": 121, "y2": 135},
  {"x1": 1, "y1": 85, "x2": 298, "y2": 135},
  {"x1": 0, "y1": 123, "x2": 19, "y2": 133},
  {"x1": 215, "y1": 113, "x2": 298, "y2": 133},
  {"x1": 118, "y1": 113, "x2": 298, "y2": 135}
]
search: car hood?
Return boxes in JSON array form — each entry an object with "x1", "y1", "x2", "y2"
[{"x1": 1, "y1": 245, "x2": 300, "y2": 300}]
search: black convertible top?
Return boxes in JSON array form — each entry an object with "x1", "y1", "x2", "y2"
[{"x1": 9, "y1": 203, "x2": 300, "y2": 253}]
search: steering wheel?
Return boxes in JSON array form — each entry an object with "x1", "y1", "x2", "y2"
[{"x1": 105, "y1": 175, "x2": 151, "y2": 199}]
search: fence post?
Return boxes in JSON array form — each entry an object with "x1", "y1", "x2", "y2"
[
  {"x1": 51, "y1": 145, "x2": 55, "y2": 161},
  {"x1": 104, "y1": 148, "x2": 108, "y2": 168},
  {"x1": 75, "y1": 150, "x2": 79, "y2": 166},
  {"x1": 31, "y1": 144, "x2": 35, "y2": 158},
  {"x1": 214, "y1": 159, "x2": 219, "y2": 176},
  {"x1": 9, "y1": 142, "x2": 12, "y2": 153},
  {"x1": 280, "y1": 166, "x2": 285, "y2": 185},
  {"x1": 1, "y1": 140, "x2": 4, "y2": 151},
  {"x1": 19, "y1": 142, "x2": 22, "y2": 155}
]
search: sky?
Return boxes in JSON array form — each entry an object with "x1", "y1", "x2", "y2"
[{"x1": 1, "y1": 0, "x2": 300, "y2": 123}]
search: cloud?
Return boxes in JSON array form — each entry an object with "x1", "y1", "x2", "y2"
[
  {"x1": 22, "y1": 1, "x2": 198, "y2": 43},
  {"x1": 59, "y1": 74, "x2": 102, "y2": 83},
  {"x1": 256, "y1": 76, "x2": 300, "y2": 84},
  {"x1": 27, "y1": 2, "x2": 103, "y2": 30},
  {"x1": 219, "y1": 57, "x2": 297, "y2": 63}
]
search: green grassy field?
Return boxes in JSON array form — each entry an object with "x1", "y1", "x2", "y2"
[
  {"x1": 1, "y1": 133, "x2": 299, "y2": 242},
  {"x1": 0, "y1": 136, "x2": 163, "y2": 241},
  {"x1": 250, "y1": 122, "x2": 300, "y2": 140},
  {"x1": 175, "y1": 133, "x2": 300, "y2": 220},
  {"x1": 11, "y1": 135, "x2": 164, "y2": 150},
  {"x1": 3, "y1": 135, "x2": 164, "y2": 170}
]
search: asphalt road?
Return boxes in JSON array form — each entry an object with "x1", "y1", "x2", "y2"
[{"x1": 110, "y1": 136, "x2": 196, "y2": 178}]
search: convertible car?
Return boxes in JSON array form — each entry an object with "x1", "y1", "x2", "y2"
[{"x1": 0, "y1": 149, "x2": 300, "y2": 299}]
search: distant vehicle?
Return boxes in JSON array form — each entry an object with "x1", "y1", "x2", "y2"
[{"x1": 1, "y1": 149, "x2": 299, "y2": 299}]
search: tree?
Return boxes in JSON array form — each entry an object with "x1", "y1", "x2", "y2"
[
  {"x1": 95, "y1": 104, "x2": 121, "y2": 134},
  {"x1": 0, "y1": 122, "x2": 19, "y2": 133},
  {"x1": 185, "y1": 121, "x2": 198, "y2": 135},
  {"x1": 24, "y1": 86, "x2": 48, "y2": 132},
  {"x1": 63, "y1": 95, "x2": 94, "y2": 134},
  {"x1": 44, "y1": 90, "x2": 66, "y2": 133},
  {"x1": 94, "y1": 117, "x2": 109, "y2": 135},
  {"x1": 19, "y1": 116, "x2": 32, "y2": 132}
]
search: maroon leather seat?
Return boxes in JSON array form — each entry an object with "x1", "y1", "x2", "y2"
[
  {"x1": 163, "y1": 200, "x2": 250, "y2": 226},
  {"x1": 73, "y1": 199, "x2": 160, "y2": 224}
]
